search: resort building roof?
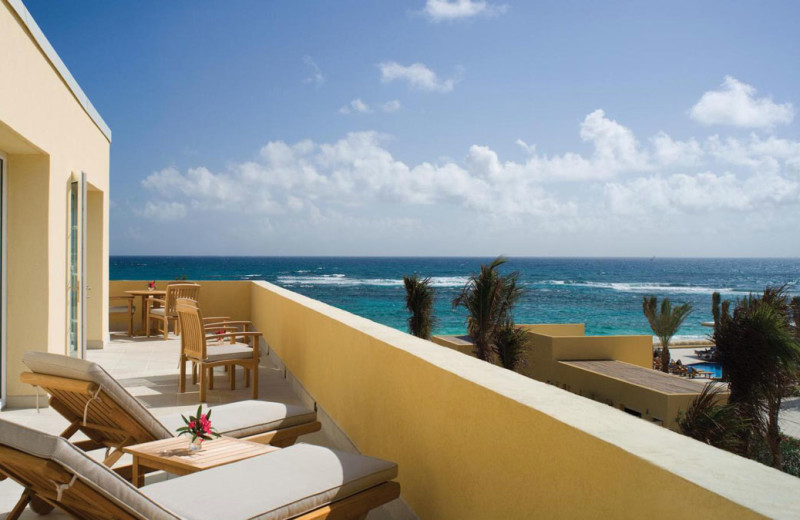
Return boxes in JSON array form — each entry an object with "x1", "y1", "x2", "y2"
[{"x1": 559, "y1": 360, "x2": 710, "y2": 394}]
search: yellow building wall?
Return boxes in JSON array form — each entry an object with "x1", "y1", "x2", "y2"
[
  {"x1": 1, "y1": 0, "x2": 110, "y2": 401},
  {"x1": 554, "y1": 362, "x2": 706, "y2": 430},
  {"x1": 524, "y1": 330, "x2": 652, "y2": 382},
  {"x1": 249, "y1": 281, "x2": 799, "y2": 520},
  {"x1": 519, "y1": 323, "x2": 585, "y2": 336},
  {"x1": 107, "y1": 281, "x2": 252, "y2": 333}
]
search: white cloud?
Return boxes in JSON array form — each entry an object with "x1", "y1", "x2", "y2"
[
  {"x1": 605, "y1": 171, "x2": 800, "y2": 216},
  {"x1": 339, "y1": 98, "x2": 372, "y2": 114},
  {"x1": 140, "y1": 200, "x2": 187, "y2": 221},
  {"x1": 382, "y1": 99, "x2": 402, "y2": 112},
  {"x1": 302, "y1": 55, "x2": 325, "y2": 86},
  {"x1": 339, "y1": 99, "x2": 402, "y2": 115},
  {"x1": 690, "y1": 76, "x2": 794, "y2": 129},
  {"x1": 422, "y1": 0, "x2": 507, "y2": 22},
  {"x1": 379, "y1": 62, "x2": 456, "y2": 93},
  {"x1": 651, "y1": 132, "x2": 703, "y2": 167},
  {"x1": 141, "y1": 103, "x2": 800, "y2": 245}
]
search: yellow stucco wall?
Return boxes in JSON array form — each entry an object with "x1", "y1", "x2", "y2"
[
  {"x1": 554, "y1": 362, "x2": 707, "y2": 430},
  {"x1": 107, "y1": 281, "x2": 252, "y2": 333},
  {"x1": 249, "y1": 281, "x2": 799, "y2": 519},
  {"x1": 1, "y1": 0, "x2": 110, "y2": 400}
]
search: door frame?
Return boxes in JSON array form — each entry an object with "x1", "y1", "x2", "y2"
[
  {"x1": 0, "y1": 151, "x2": 7, "y2": 407},
  {"x1": 67, "y1": 172, "x2": 87, "y2": 359}
]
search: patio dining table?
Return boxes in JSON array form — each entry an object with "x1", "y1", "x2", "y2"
[{"x1": 125, "y1": 289, "x2": 166, "y2": 336}]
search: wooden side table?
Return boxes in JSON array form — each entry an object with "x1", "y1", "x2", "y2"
[{"x1": 122, "y1": 436, "x2": 278, "y2": 487}]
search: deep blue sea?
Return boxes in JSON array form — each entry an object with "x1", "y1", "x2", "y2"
[{"x1": 111, "y1": 257, "x2": 800, "y2": 338}]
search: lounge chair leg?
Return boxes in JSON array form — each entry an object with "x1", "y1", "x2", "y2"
[
  {"x1": 179, "y1": 355, "x2": 186, "y2": 393},
  {"x1": 207, "y1": 367, "x2": 214, "y2": 390},
  {"x1": 229, "y1": 365, "x2": 236, "y2": 390},
  {"x1": 199, "y1": 365, "x2": 207, "y2": 403},
  {"x1": 252, "y1": 364, "x2": 258, "y2": 399},
  {"x1": 7, "y1": 490, "x2": 32, "y2": 520},
  {"x1": 29, "y1": 496, "x2": 55, "y2": 515},
  {"x1": 244, "y1": 367, "x2": 250, "y2": 387}
]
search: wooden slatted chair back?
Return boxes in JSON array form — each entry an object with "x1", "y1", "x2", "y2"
[
  {"x1": 17, "y1": 373, "x2": 156, "y2": 450},
  {"x1": 165, "y1": 283, "x2": 200, "y2": 315},
  {"x1": 176, "y1": 297, "x2": 206, "y2": 361}
]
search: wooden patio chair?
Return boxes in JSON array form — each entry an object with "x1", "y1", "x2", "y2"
[
  {"x1": 109, "y1": 295, "x2": 135, "y2": 337},
  {"x1": 176, "y1": 298, "x2": 261, "y2": 402},
  {"x1": 19, "y1": 352, "x2": 321, "y2": 467},
  {"x1": 147, "y1": 283, "x2": 200, "y2": 340},
  {"x1": 0, "y1": 419, "x2": 400, "y2": 520}
]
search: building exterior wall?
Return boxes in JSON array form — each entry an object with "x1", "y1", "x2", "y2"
[
  {"x1": 0, "y1": 0, "x2": 110, "y2": 402},
  {"x1": 249, "y1": 280, "x2": 799, "y2": 519},
  {"x1": 107, "y1": 281, "x2": 252, "y2": 333}
]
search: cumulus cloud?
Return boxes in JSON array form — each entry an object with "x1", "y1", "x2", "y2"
[
  {"x1": 690, "y1": 76, "x2": 794, "y2": 129},
  {"x1": 339, "y1": 98, "x2": 372, "y2": 114},
  {"x1": 379, "y1": 62, "x2": 456, "y2": 93},
  {"x1": 140, "y1": 200, "x2": 187, "y2": 221},
  {"x1": 141, "y1": 104, "x2": 800, "y2": 240},
  {"x1": 382, "y1": 99, "x2": 402, "y2": 112},
  {"x1": 339, "y1": 98, "x2": 401, "y2": 114},
  {"x1": 302, "y1": 55, "x2": 325, "y2": 86},
  {"x1": 422, "y1": 0, "x2": 507, "y2": 22}
]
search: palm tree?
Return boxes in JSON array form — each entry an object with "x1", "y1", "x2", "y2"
[
  {"x1": 494, "y1": 321, "x2": 528, "y2": 371},
  {"x1": 678, "y1": 382, "x2": 750, "y2": 453},
  {"x1": 452, "y1": 257, "x2": 523, "y2": 361},
  {"x1": 715, "y1": 286, "x2": 800, "y2": 467},
  {"x1": 642, "y1": 296, "x2": 693, "y2": 373},
  {"x1": 403, "y1": 274, "x2": 436, "y2": 339}
]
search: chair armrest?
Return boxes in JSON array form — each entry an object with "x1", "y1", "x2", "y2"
[
  {"x1": 205, "y1": 331, "x2": 262, "y2": 342},
  {"x1": 202, "y1": 316, "x2": 231, "y2": 323},
  {"x1": 149, "y1": 298, "x2": 167, "y2": 305}
]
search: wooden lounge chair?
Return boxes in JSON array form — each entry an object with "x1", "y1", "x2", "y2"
[
  {"x1": 148, "y1": 283, "x2": 200, "y2": 340},
  {"x1": 19, "y1": 352, "x2": 322, "y2": 469},
  {"x1": 0, "y1": 419, "x2": 400, "y2": 520},
  {"x1": 176, "y1": 298, "x2": 261, "y2": 402},
  {"x1": 109, "y1": 296, "x2": 136, "y2": 337}
]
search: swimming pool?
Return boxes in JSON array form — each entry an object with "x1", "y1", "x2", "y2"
[{"x1": 688, "y1": 362, "x2": 723, "y2": 378}]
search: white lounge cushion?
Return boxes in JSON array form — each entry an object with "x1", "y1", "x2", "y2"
[
  {"x1": 205, "y1": 343, "x2": 253, "y2": 362},
  {"x1": 110, "y1": 305, "x2": 135, "y2": 314},
  {"x1": 159, "y1": 401, "x2": 317, "y2": 439},
  {"x1": 23, "y1": 351, "x2": 174, "y2": 440},
  {"x1": 23, "y1": 352, "x2": 317, "y2": 442},
  {"x1": 0, "y1": 419, "x2": 179, "y2": 520},
  {"x1": 149, "y1": 307, "x2": 166, "y2": 316},
  {"x1": 142, "y1": 443, "x2": 398, "y2": 520}
]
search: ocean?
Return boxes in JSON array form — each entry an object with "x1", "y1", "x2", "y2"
[{"x1": 110, "y1": 257, "x2": 800, "y2": 338}]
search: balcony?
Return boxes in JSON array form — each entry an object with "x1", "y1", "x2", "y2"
[{"x1": 2, "y1": 279, "x2": 800, "y2": 519}]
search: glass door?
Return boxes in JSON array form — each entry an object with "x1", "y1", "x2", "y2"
[{"x1": 68, "y1": 172, "x2": 86, "y2": 359}]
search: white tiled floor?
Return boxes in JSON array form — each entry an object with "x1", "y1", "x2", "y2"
[{"x1": 0, "y1": 334, "x2": 400, "y2": 519}]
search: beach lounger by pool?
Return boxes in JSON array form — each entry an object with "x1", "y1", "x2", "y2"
[
  {"x1": 19, "y1": 352, "x2": 321, "y2": 472},
  {"x1": 0, "y1": 419, "x2": 400, "y2": 520}
]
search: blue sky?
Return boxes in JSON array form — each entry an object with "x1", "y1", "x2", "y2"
[{"x1": 25, "y1": 0, "x2": 800, "y2": 256}]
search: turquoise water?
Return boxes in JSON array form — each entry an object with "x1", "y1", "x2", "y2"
[
  {"x1": 110, "y1": 257, "x2": 800, "y2": 338},
  {"x1": 688, "y1": 362, "x2": 723, "y2": 378}
]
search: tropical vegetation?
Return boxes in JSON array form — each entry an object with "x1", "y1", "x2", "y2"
[
  {"x1": 642, "y1": 296, "x2": 693, "y2": 373},
  {"x1": 452, "y1": 257, "x2": 525, "y2": 365},
  {"x1": 713, "y1": 286, "x2": 800, "y2": 468},
  {"x1": 403, "y1": 274, "x2": 436, "y2": 339}
]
